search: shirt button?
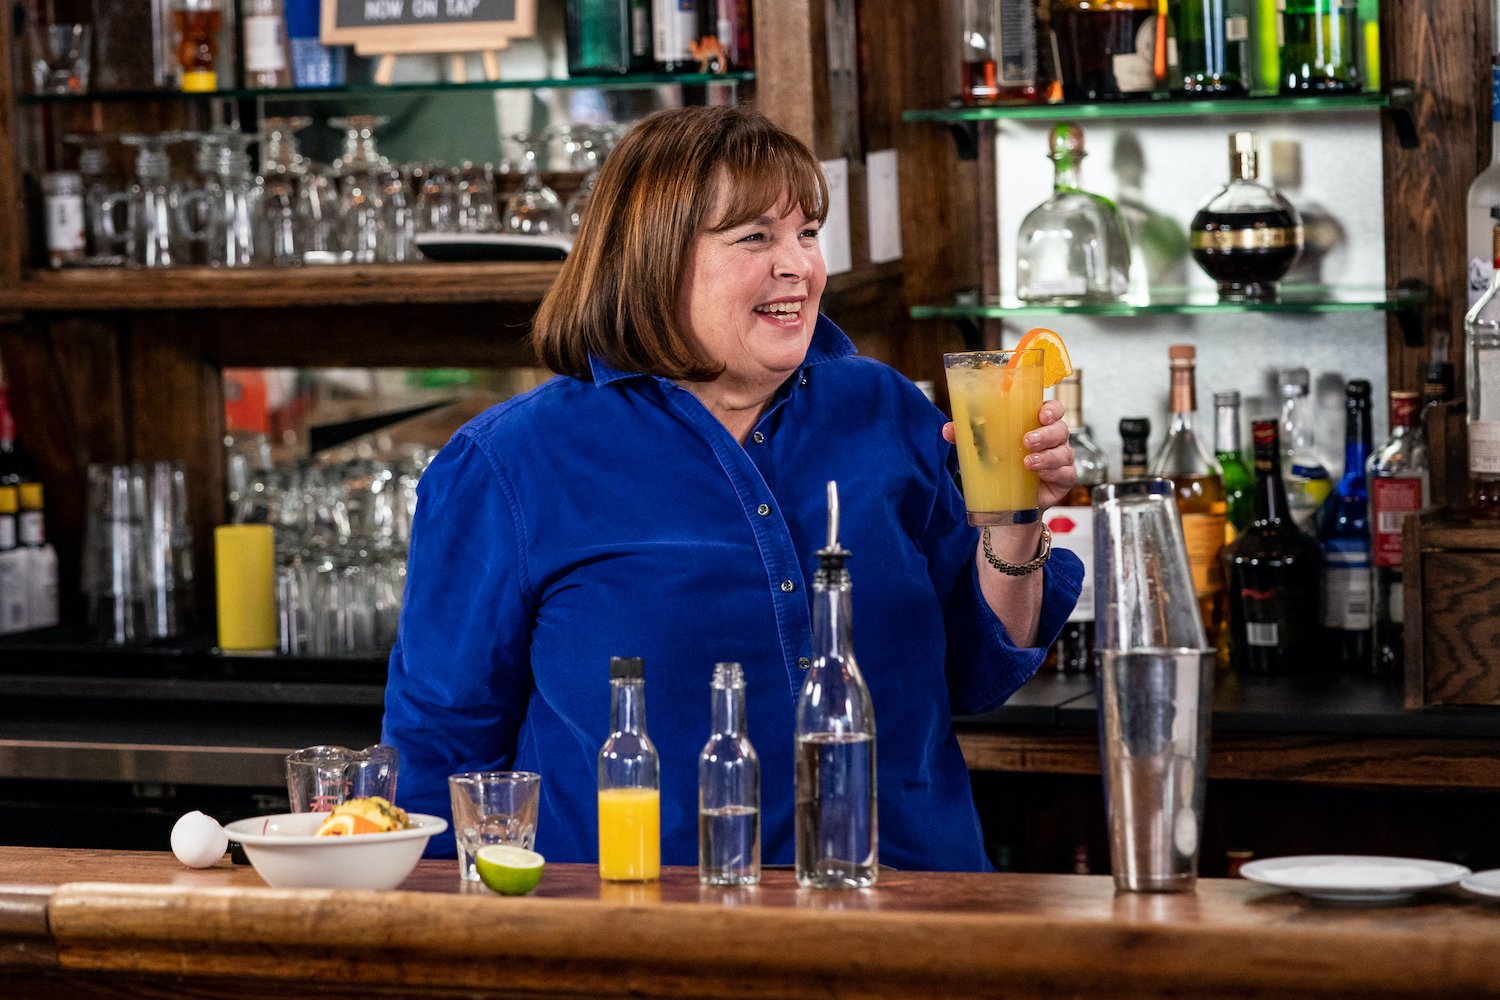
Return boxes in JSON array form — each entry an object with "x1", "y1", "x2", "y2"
[
  {"x1": 752, "y1": 431, "x2": 765, "y2": 444},
  {"x1": 797, "y1": 656, "x2": 811, "y2": 669},
  {"x1": 757, "y1": 503, "x2": 770, "y2": 516},
  {"x1": 781, "y1": 579, "x2": 795, "y2": 593}
]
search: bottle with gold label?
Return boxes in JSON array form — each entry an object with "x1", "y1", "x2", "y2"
[
  {"x1": 1189, "y1": 131, "x2": 1304, "y2": 301},
  {"x1": 1148, "y1": 345, "x2": 1228, "y2": 645}
]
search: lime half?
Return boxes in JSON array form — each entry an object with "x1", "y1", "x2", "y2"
[{"x1": 475, "y1": 845, "x2": 545, "y2": 896}]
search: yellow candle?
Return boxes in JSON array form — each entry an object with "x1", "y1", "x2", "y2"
[
  {"x1": 598, "y1": 787, "x2": 660, "y2": 881},
  {"x1": 214, "y1": 524, "x2": 276, "y2": 651}
]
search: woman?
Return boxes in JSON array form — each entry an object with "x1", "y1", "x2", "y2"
[{"x1": 383, "y1": 105, "x2": 1082, "y2": 872}]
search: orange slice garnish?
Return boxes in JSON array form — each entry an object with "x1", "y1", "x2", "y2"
[
  {"x1": 1009, "y1": 327, "x2": 1074, "y2": 388},
  {"x1": 314, "y1": 812, "x2": 385, "y2": 837}
]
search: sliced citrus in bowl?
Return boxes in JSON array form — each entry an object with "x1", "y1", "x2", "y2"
[
  {"x1": 475, "y1": 845, "x2": 545, "y2": 896},
  {"x1": 1008, "y1": 327, "x2": 1073, "y2": 388},
  {"x1": 314, "y1": 812, "x2": 385, "y2": 837}
]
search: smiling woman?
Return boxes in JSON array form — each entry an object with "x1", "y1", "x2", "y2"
[{"x1": 382, "y1": 104, "x2": 1082, "y2": 877}]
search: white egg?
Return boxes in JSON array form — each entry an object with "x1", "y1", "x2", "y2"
[{"x1": 171, "y1": 810, "x2": 229, "y2": 868}]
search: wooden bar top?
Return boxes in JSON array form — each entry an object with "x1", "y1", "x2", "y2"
[{"x1": 1, "y1": 847, "x2": 1497, "y2": 999}]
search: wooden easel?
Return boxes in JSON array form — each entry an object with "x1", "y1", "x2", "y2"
[
  {"x1": 321, "y1": 0, "x2": 534, "y2": 87},
  {"x1": 372, "y1": 47, "x2": 506, "y2": 86}
]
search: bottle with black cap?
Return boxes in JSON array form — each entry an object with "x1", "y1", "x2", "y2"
[
  {"x1": 598, "y1": 655, "x2": 660, "y2": 882},
  {"x1": 795, "y1": 480, "x2": 877, "y2": 889}
]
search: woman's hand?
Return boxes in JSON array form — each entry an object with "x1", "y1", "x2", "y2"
[{"x1": 942, "y1": 399, "x2": 1077, "y2": 510}]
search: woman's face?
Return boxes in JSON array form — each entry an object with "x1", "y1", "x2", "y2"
[{"x1": 676, "y1": 189, "x2": 827, "y2": 394}]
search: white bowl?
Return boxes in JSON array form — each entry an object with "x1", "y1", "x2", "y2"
[{"x1": 223, "y1": 812, "x2": 447, "y2": 890}]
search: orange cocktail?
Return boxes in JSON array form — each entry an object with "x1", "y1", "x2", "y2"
[{"x1": 944, "y1": 348, "x2": 1044, "y2": 525}]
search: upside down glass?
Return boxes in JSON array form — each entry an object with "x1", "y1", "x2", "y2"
[{"x1": 944, "y1": 348, "x2": 1044, "y2": 525}]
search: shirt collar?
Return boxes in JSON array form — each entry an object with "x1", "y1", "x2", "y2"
[{"x1": 587, "y1": 313, "x2": 856, "y2": 386}]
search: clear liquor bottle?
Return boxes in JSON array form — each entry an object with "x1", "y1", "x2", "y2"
[
  {"x1": 1368, "y1": 390, "x2": 1429, "y2": 680},
  {"x1": 1465, "y1": 212, "x2": 1500, "y2": 519},
  {"x1": 1214, "y1": 390, "x2": 1254, "y2": 539},
  {"x1": 1048, "y1": 371, "x2": 1106, "y2": 673},
  {"x1": 795, "y1": 482, "x2": 876, "y2": 890},
  {"x1": 1176, "y1": 0, "x2": 1250, "y2": 96},
  {"x1": 1016, "y1": 123, "x2": 1131, "y2": 305},
  {"x1": 1468, "y1": 6, "x2": 1500, "y2": 310},
  {"x1": 1315, "y1": 379, "x2": 1373, "y2": 672},
  {"x1": 698, "y1": 661, "x2": 760, "y2": 886},
  {"x1": 1149, "y1": 345, "x2": 1228, "y2": 644},
  {"x1": 1189, "y1": 132, "x2": 1303, "y2": 302},
  {"x1": 1276, "y1": 367, "x2": 1333, "y2": 532},
  {"x1": 1226, "y1": 421, "x2": 1322, "y2": 673},
  {"x1": 598, "y1": 656, "x2": 661, "y2": 882}
]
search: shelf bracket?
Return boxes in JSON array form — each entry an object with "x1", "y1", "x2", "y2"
[
  {"x1": 945, "y1": 121, "x2": 980, "y2": 161},
  {"x1": 1396, "y1": 277, "x2": 1427, "y2": 347},
  {"x1": 1386, "y1": 83, "x2": 1418, "y2": 150}
]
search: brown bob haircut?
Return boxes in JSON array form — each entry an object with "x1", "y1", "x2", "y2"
[{"x1": 530, "y1": 105, "x2": 829, "y2": 382}]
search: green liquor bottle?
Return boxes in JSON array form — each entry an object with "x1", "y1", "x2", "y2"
[
  {"x1": 1214, "y1": 390, "x2": 1254, "y2": 539},
  {"x1": 1176, "y1": 0, "x2": 1250, "y2": 96}
]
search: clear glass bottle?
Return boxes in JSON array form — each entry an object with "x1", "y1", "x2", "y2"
[
  {"x1": 1276, "y1": 367, "x2": 1333, "y2": 532},
  {"x1": 1315, "y1": 379, "x2": 1373, "y2": 672},
  {"x1": 1049, "y1": 371, "x2": 1106, "y2": 673},
  {"x1": 1189, "y1": 131, "x2": 1303, "y2": 302},
  {"x1": 1016, "y1": 123, "x2": 1131, "y2": 304},
  {"x1": 1214, "y1": 390, "x2": 1254, "y2": 539},
  {"x1": 1149, "y1": 345, "x2": 1228, "y2": 645},
  {"x1": 1465, "y1": 212, "x2": 1500, "y2": 519},
  {"x1": 698, "y1": 661, "x2": 760, "y2": 886},
  {"x1": 1279, "y1": 0, "x2": 1361, "y2": 93},
  {"x1": 1368, "y1": 390, "x2": 1429, "y2": 680},
  {"x1": 1467, "y1": 5, "x2": 1500, "y2": 310},
  {"x1": 242, "y1": 0, "x2": 291, "y2": 88},
  {"x1": 598, "y1": 655, "x2": 661, "y2": 882},
  {"x1": 795, "y1": 481, "x2": 876, "y2": 890},
  {"x1": 1176, "y1": 0, "x2": 1250, "y2": 96}
]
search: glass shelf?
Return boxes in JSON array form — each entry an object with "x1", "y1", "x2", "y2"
[
  {"x1": 18, "y1": 71, "x2": 753, "y2": 105},
  {"x1": 910, "y1": 285, "x2": 1425, "y2": 320},
  {"x1": 903, "y1": 91, "x2": 1392, "y2": 125}
]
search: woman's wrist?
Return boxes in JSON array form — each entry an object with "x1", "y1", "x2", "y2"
[{"x1": 979, "y1": 523, "x2": 1050, "y2": 576}]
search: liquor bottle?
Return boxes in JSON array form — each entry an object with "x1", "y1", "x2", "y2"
[
  {"x1": 0, "y1": 487, "x2": 26, "y2": 635},
  {"x1": 1250, "y1": 0, "x2": 1279, "y2": 94},
  {"x1": 0, "y1": 378, "x2": 35, "y2": 488},
  {"x1": 17, "y1": 483, "x2": 58, "y2": 630},
  {"x1": 1149, "y1": 346, "x2": 1229, "y2": 644},
  {"x1": 1120, "y1": 417, "x2": 1152, "y2": 477},
  {"x1": 241, "y1": 0, "x2": 291, "y2": 89},
  {"x1": 1357, "y1": 0, "x2": 1379, "y2": 91},
  {"x1": 961, "y1": 0, "x2": 1001, "y2": 103},
  {"x1": 652, "y1": 0, "x2": 700, "y2": 72},
  {"x1": 1226, "y1": 420, "x2": 1321, "y2": 674},
  {"x1": 698, "y1": 661, "x2": 760, "y2": 886},
  {"x1": 598, "y1": 656, "x2": 661, "y2": 882},
  {"x1": 1276, "y1": 367, "x2": 1332, "y2": 532},
  {"x1": 1315, "y1": 379, "x2": 1373, "y2": 671},
  {"x1": 1465, "y1": 212, "x2": 1500, "y2": 519},
  {"x1": 1214, "y1": 390, "x2": 1254, "y2": 539},
  {"x1": 1368, "y1": 390, "x2": 1429, "y2": 680},
  {"x1": 1050, "y1": 0, "x2": 1156, "y2": 101},
  {"x1": 1189, "y1": 131, "x2": 1303, "y2": 302},
  {"x1": 715, "y1": 0, "x2": 753, "y2": 72},
  {"x1": 796, "y1": 481, "x2": 876, "y2": 890},
  {"x1": 1176, "y1": 0, "x2": 1250, "y2": 96},
  {"x1": 1278, "y1": 0, "x2": 1361, "y2": 93},
  {"x1": 1466, "y1": 3, "x2": 1500, "y2": 310},
  {"x1": 1016, "y1": 124, "x2": 1132, "y2": 304},
  {"x1": 1048, "y1": 372, "x2": 1107, "y2": 673},
  {"x1": 994, "y1": 0, "x2": 1041, "y2": 102},
  {"x1": 567, "y1": 0, "x2": 636, "y2": 75},
  {"x1": 173, "y1": 0, "x2": 225, "y2": 92}
]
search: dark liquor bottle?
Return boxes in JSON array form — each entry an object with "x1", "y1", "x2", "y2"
[
  {"x1": 1176, "y1": 0, "x2": 1250, "y2": 96},
  {"x1": 1315, "y1": 379, "x2": 1373, "y2": 671},
  {"x1": 1120, "y1": 416, "x2": 1152, "y2": 478},
  {"x1": 1051, "y1": 0, "x2": 1156, "y2": 102},
  {"x1": 1368, "y1": 391, "x2": 1428, "y2": 680},
  {"x1": 0, "y1": 378, "x2": 36, "y2": 488},
  {"x1": 1214, "y1": 390, "x2": 1254, "y2": 540},
  {"x1": 652, "y1": 0, "x2": 700, "y2": 72},
  {"x1": 1226, "y1": 420, "x2": 1321, "y2": 674},
  {"x1": 1190, "y1": 131, "x2": 1304, "y2": 302},
  {"x1": 1279, "y1": 0, "x2": 1361, "y2": 93},
  {"x1": 566, "y1": 0, "x2": 637, "y2": 75},
  {"x1": 1048, "y1": 371, "x2": 1106, "y2": 673}
]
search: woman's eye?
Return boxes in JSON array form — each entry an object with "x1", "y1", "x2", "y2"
[
  {"x1": 737, "y1": 232, "x2": 767, "y2": 243},
  {"x1": 800, "y1": 228, "x2": 821, "y2": 240}
]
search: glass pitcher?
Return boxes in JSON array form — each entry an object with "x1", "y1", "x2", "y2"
[
  {"x1": 179, "y1": 129, "x2": 264, "y2": 267},
  {"x1": 100, "y1": 132, "x2": 193, "y2": 268},
  {"x1": 285, "y1": 743, "x2": 400, "y2": 813}
]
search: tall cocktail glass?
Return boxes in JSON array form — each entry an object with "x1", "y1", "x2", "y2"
[{"x1": 943, "y1": 348, "x2": 1044, "y2": 525}]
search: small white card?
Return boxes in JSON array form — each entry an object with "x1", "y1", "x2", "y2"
[
  {"x1": 865, "y1": 149, "x2": 903, "y2": 264},
  {"x1": 820, "y1": 157, "x2": 853, "y2": 276}
]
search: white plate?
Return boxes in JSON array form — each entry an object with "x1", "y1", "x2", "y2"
[
  {"x1": 1460, "y1": 869, "x2": 1500, "y2": 899},
  {"x1": 414, "y1": 233, "x2": 572, "y2": 262},
  {"x1": 1240, "y1": 855, "x2": 1471, "y2": 903}
]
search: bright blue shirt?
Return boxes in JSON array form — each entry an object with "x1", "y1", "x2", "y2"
[{"x1": 382, "y1": 315, "x2": 1081, "y2": 872}]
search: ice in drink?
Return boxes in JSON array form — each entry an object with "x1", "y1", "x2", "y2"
[
  {"x1": 944, "y1": 349, "x2": 1044, "y2": 524},
  {"x1": 598, "y1": 786, "x2": 660, "y2": 881}
]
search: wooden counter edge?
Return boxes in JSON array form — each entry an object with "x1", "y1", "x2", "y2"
[
  {"x1": 38, "y1": 880, "x2": 1500, "y2": 1000},
  {"x1": 0, "y1": 885, "x2": 58, "y2": 968}
]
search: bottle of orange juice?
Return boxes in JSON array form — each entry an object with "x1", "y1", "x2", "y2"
[{"x1": 598, "y1": 656, "x2": 660, "y2": 881}]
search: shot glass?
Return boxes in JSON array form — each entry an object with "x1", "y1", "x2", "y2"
[
  {"x1": 286, "y1": 744, "x2": 400, "y2": 813},
  {"x1": 943, "y1": 348, "x2": 1044, "y2": 525},
  {"x1": 29, "y1": 22, "x2": 92, "y2": 95},
  {"x1": 449, "y1": 771, "x2": 541, "y2": 881}
]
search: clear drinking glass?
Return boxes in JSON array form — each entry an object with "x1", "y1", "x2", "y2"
[
  {"x1": 503, "y1": 132, "x2": 565, "y2": 236},
  {"x1": 29, "y1": 22, "x2": 92, "y2": 95},
  {"x1": 449, "y1": 771, "x2": 541, "y2": 881},
  {"x1": 943, "y1": 349, "x2": 1045, "y2": 525}
]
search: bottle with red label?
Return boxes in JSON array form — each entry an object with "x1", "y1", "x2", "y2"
[
  {"x1": 1367, "y1": 390, "x2": 1429, "y2": 680},
  {"x1": 1047, "y1": 371, "x2": 1105, "y2": 673}
]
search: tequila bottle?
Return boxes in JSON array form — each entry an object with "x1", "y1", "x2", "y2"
[{"x1": 1016, "y1": 123, "x2": 1131, "y2": 304}]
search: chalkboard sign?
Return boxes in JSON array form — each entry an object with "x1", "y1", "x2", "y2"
[{"x1": 321, "y1": 0, "x2": 535, "y2": 59}]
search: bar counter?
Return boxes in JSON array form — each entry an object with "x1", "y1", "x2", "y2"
[{"x1": 1, "y1": 847, "x2": 1498, "y2": 999}]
